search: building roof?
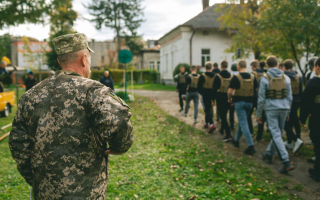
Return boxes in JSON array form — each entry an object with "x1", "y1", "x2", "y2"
[{"x1": 182, "y1": 3, "x2": 222, "y2": 29}]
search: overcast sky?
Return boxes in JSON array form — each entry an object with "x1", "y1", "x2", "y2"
[{"x1": 0, "y1": 0, "x2": 225, "y2": 42}]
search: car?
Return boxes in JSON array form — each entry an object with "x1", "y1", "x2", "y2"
[{"x1": 0, "y1": 91, "x2": 15, "y2": 117}]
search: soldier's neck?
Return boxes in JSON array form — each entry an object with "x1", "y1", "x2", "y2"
[
  {"x1": 238, "y1": 68, "x2": 246, "y2": 72},
  {"x1": 62, "y1": 66, "x2": 85, "y2": 77}
]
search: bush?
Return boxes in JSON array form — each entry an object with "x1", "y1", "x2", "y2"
[{"x1": 172, "y1": 63, "x2": 191, "y2": 82}]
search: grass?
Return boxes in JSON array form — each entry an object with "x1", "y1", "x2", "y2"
[
  {"x1": 0, "y1": 95, "x2": 300, "y2": 199},
  {"x1": 115, "y1": 83, "x2": 176, "y2": 91}
]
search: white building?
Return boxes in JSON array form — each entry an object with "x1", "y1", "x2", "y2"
[{"x1": 158, "y1": 3, "x2": 255, "y2": 84}]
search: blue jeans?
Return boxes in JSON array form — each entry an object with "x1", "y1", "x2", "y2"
[
  {"x1": 234, "y1": 101, "x2": 254, "y2": 146},
  {"x1": 266, "y1": 110, "x2": 290, "y2": 162},
  {"x1": 185, "y1": 92, "x2": 199, "y2": 120}
]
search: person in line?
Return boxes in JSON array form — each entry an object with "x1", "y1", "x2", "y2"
[
  {"x1": 213, "y1": 60, "x2": 233, "y2": 142},
  {"x1": 257, "y1": 56, "x2": 294, "y2": 174},
  {"x1": 176, "y1": 66, "x2": 188, "y2": 112},
  {"x1": 283, "y1": 59, "x2": 303, "y2": 153},
  {"x1": 100, "y1": 70, "x2": 114, "y2": 90},
  {"x1": 9, "y1": 33, "x2": 134, "y2": 199},
  {"x1": 228, "y1": 60, "x2": 257, "y2": 155},
  {"x1": 198, "y1": 61, "x2": 216, "y2": 133},
  {"x1": 24, "y1": 71, "x2": 37, "y2": 91},
  {"x1": 229, "y1": 63, "x2": 238, "y2": 130},
  {"x1": 306, "y1": 58, "x2": 316, "y2": 82},
  {"x1": 300, "y1": 57, "x2": 320, "y2": 182},
  {"x1": 212, "y1": 62, "x2": 221, "y2": 122},
  {"x1": 184, "y1": 65, "x2": 200, "y2": 124}
]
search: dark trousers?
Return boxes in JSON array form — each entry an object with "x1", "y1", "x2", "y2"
[
  {"x1": 247, "y1": 101, "x2": 257, "y2": 134},
  {"x1": 284, "y1": 102, "x2": 301, "y2": 143},
  {"x1": 256, "y1": 110, "x2": 267, "y2": 139},
  {"x1": 229, "y1": 104, "x2": 235, "y2": 128},
  {"x1": 178, "y1": 88, "x2": 186, "y2": 109},
  {"x1": 203, "y1": 97, "x2": 213, "y2": 124},
  {"x1": 310, "y1": 117, "x2": 320, "y2": 178},
  {"x1": 217, "y1": 99, "x2": 231, "y2": 137}
]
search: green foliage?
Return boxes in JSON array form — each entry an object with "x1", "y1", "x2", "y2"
[
  {"x1": 91, "y1": 69, "x2": 158, "y2": 84},
  {"x1": 172, "y1": 63, "x2": 191, "y2": 81},
  {"x1": 86, "y1": 0, "x2": 144, "y2": 53},
  {"x1": 124, "y1": 35, "x2": 144, "y2": 55},
  {"x1": 116, "y1": 83, "x2": 176, "y2": 91},
  {"x1": 0, "y1": 34, "x2": 12, "y2": 60},
  {"x1": 46, "y1": 0, "x2": 77, "y2": 71}
]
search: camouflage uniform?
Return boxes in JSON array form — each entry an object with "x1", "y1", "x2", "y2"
[{"x1": 9, "y1": 33, "x2": 133, "y2": 199}]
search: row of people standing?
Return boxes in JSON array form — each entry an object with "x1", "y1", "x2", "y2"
[{"x1": 176, "y1": 56, "x2": 319, "y2": 181}]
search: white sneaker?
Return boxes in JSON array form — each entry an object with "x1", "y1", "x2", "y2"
[
  {"x1": 284, "y1": 141, "x2": 293, "y2": 149},
  {"x1": 293, "y1": 138, "x2": 304, "y2": 154},
  {"x1": 194, "y1": 119, "x2": 198, "y2": 124}
]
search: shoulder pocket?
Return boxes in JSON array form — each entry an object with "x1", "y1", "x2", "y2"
[{"x1": 106, "y1": 92, "x2": 130, "y2": 109}]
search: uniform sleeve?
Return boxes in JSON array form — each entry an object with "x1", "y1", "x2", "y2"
[
  {"x1": 212, "y1": 76, "x2": 220, "y2": 101},
  {"x1": 256, "y1": 77, "x2": 267, "y2": 119},
  {"x1": 228, "y1": 76, "x2": 238, "y2": 89},
  {"x1": 87, "y1": 85, "x2": 133, "y2": 153},
  {"x1": 9, "y1": 98, "x2": 34, "y2": 186},
  {"x1": 197, "y1": 75, "x2": 204, "y2": 95},
  {"x1": 300, "y1": 80, "x2": 315, "y2": 124}
]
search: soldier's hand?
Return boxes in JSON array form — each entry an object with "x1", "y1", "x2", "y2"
[
  {"x1": 301, "y1": 123, "x2": 307, "y2": 128},
  {"x1": 176, "y1": 89, "x2": 178, "y2": 92},
  {"x1": 257, "y1": 117, "x2": 263, "y2": 124},
  {"x1": 286, "y1": 116, "x2": 290, "y2": 121},
  {"x1": 105, "y1": 150, "x2": 122, "y2": 155}
]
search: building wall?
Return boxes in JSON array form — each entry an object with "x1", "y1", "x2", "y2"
[
  {"x1": 88, "y1": 41, "x2": 117, "y2": 68},
  {"x1": 141, "y1": 52, "x2": 160, "y2": 70}
]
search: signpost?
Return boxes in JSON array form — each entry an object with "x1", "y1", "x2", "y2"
[{"x1": 118, "y1": 49, "x2": 133, "y2": 103}]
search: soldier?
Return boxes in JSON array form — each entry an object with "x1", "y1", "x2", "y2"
[
  {"x1": 283, "y1": 59, "x2": 303, "y2": 153},
  {"x1": 198, "y1": 61, "x2": 216, "y2": 133},
  {"x1": 300, "y1": 57, "x2": 320, "y2": 182},
  {"x1": 229, "y1": 63, "x2": 238, "y2": 130},
  {"x1": 184, "y1": 65, "x2": 200, "y2": 124},
  {"x1": 307, "y1": 58, "x2": 317, "y2": 82},
  {"x1": 100, "y1": 70, "x2": 114, "y2": 90},
  {"x1": 9, "y1": 33, "x2": 134, "y2": 199},
  {"x1": 248, "y1": 60, "x2": 266, "y2": 141},
  {"x1": 228, "y1": 60, "x2": 257, "y2": 155},
  {"x1": 213, "y1": 60, "x2": 233, "y2": 142},
  {"x1": 257, "y1": 56, "x2": 294, "y2": 174},
  {"x1": 176, "y1": 66, "x2": 188, "y2": 112},
  {"x1": 212, "y1": 62, "x2": 220, "y2": 122},
  {"x1": 24, "y1": 71, "x2": 37, "y2": 91}
]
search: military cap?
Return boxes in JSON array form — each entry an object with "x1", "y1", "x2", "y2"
[{"x1": 52, "y1": 33, "x2": 94, "y2": 55}]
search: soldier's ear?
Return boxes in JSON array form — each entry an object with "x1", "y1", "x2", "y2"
[
  {"x1": 81, "y1": 53, "x2": 87, "y2": 67},
  {"x1": 57, "y1": 59, "x2": 61, "y2": 66}
]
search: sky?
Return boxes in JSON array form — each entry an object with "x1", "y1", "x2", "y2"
[{"x1": 0, "y1": 0, "x2": 225, "y2": 42}]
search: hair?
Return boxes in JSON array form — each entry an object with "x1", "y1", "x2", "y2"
[
  {"x1": 231, "y1": 63, "x2": 238, "y2": 71},
  {"x1": 309, "y1": 58, "x2": 316, "y2": 69},
  {"x1": 266, "y1": 56, "x2": 278, "y2": 68},
  {"x1": 213, "y1": 62, "x2": 218, "y2": 68},
  {"x1": 283, "y1": 59, "x2": 294, "y2": 70},
  {"x1": 0, "y1": 61, "x2": 7, "y2": 65},
  {"x1": 205, "y1": 61, "x2": 213, "y2": 70},
  {"x1": 221, "y1": 60, "x2": 228, "y2": 69},
  {"x1": 259, "y1": 61, "x2": 266, "y2": 69},
  {"x1": 57, "y1": 49, "x2": 88, "y2": 66},
  {"x1": 180, "y1": 65, "x2": 185, "y2": 68},
  {"x1": 238, "y1": 60, "x2": 246, "y2": 69},
  {"x1": 315, "y1": 57, "x2": 320, "y2": 68},
  {"x1": 191, "y1": 65, "x2": 197, "y2": 71},
  {"x1": 250, "y1": 60, "x2": 259, "y2": 69}
]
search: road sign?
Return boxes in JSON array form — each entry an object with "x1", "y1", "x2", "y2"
[{"x1": 118, "y1": 49, "x2": 132, "y2": 64}]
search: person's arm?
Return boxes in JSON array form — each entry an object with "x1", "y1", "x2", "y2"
[
  {"x1": 110, "y1": 77, "x2": 114, "y2": 90},
  {"x1": 9, "y1": 97, "x2": 34, "y2": 186},
  {"x1": 185, "y1": 76, "x2": 191, "y2": 91},
  {"x1": 212, "y1": 76, "x2": 220, "y2": 101},
  {"x1": 286, "y1": 76, "x2": 293, "y2": 116},
  {"x1": 228, "y1": 76, "x2": 237, "y2": 103},
  {"x1": 197, "y1": 75, "x2": 204, "y2": 95},
  {"x1": 299, "y1": 76, "x2": 303, "y2": 101},
  {"x1": 256, "y1": 77, "x2": 267, "y2": 119},
  {"x1": 87, "y1": 85, "x2": 133, "y2": 154},
  {"x1": 300, "y1": 81, "x2": 315, "y2": 124},
  {"x1": 100, "y1": 77, "x2": 104, "y2": 85}
]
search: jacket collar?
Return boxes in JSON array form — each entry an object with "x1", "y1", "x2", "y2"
[{"x1": 55, "y1": 70, "x2": 82, "y2": 77}]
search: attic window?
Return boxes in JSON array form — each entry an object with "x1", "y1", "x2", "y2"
[{"x1": 203, "y1": 31, "x2": 209, "y2": 35}]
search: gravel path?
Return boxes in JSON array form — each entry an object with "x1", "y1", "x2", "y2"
[{"x1": 132, "y1": 89, "x2": 320, "y2": 200}]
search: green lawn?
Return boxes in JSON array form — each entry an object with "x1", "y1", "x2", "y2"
[
  {"x1": 116, "y1": 83, "x2": 176, "y2": 91},
  {"x1": 0, "y1": 95, "x2": 300, "y2": 199}
]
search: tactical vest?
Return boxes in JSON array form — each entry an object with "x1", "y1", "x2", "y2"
[
  {"x1": 178, "y1": 73, "x2": 187, "y2": 84},
  {"x1": 190, "y1": 74, "x2": 200, "y2": 88},
  {"x1": 264, "y1": 74, "x2": 287, "y2": 99},
  {"x1": 203, "y1": 74, "x2": 215, "y2": 89},
  {"x1": 290, "y1": 74, "x2": 300, "y2": 95},
  {"x1": 234, "y1": 74, "x2": 254, "y2": 97},
  {"x1": 252, "y1": 71, "x2": 265, "y2": 81},
  {"x1": 217, "y1": 74, "x2": 233, "y2": 93}
]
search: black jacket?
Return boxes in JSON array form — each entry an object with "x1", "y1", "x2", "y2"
[
  {"x1": 300, "y1": 77, "x2": 320, "y2": 123},
  {"x1": 213, "y1": 70, "x2": 231, "y2": 102},
  {"x1": 197, "y1": 72, "x2": 215, "y2": 99},
  {"x1": 25, "y1": 78, "x2": 37, "y2": 91}
]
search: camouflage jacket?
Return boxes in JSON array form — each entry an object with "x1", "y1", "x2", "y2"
[{"x1": 9, "y1": 70, "x2": 133, "y2": 199}]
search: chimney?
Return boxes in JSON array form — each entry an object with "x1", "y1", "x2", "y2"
[{"x1": 202, "y1": 0, "x2": 209, "y2": 10}]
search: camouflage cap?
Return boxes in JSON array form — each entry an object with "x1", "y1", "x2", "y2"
[{"x1": 52, "y1": 33, "x2": 94, "y2": 55}]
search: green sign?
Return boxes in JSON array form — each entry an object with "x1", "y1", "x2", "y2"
[{"x1": 118, "y1": 49, "x2": 132, "y2": 64}]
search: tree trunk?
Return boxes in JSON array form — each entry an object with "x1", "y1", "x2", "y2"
[{"x1": 290, "y1": 41, "x2": 306, "y2": 83}]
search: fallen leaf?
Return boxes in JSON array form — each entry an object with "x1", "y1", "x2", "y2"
[
  {"x1": 188, "y1": 194, "x2": 197, "y2": 200},
  {"x1": 179, "y1": 195, "x2": 184, "y2": 199},
  {"x1": 134, "y1": 194, "x2": 138, "y2": 198}
]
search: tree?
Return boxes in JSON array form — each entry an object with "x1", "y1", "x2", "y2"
[
  {"x1": 86, "y1": 0, "x2": 144, "y2": 57},
  {"x1": 46, "y1": 0, "x2": 77, "y2": 71},
  {"x1": 260, "y1": 0, "x2": 320, "y2": 82},
  {"x1": 0, "y1": 0, "x2": 51, "y2": 29},
  {"x1": 124, "y1": 35, "x2": 144, "y2": 55},
  {"x1": 0, "y1": 33, "x2": 12, "y2": 60}
]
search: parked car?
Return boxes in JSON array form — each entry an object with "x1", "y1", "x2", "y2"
[{"x1": 0, "y1": 91, "x2": 15, "y2": 117}]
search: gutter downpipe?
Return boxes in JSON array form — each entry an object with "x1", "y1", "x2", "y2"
[{"x1": 190, "y1": 28, "x2": 196, "y2": 66}]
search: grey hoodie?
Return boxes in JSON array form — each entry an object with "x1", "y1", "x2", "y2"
[{"x1": 256, "y1": 68, "x2": 292, "y2": 118}]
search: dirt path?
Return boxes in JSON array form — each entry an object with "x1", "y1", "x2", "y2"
[{"x1": 132, "y1": 90, "x2": 320, "y2": 200}]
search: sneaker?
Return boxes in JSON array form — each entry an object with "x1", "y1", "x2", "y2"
[
  {"x1": 256, "y1": 136, "x2": 262, "y2": 142},
  {"x1": 244, "y1": 147, "x2": 256, "y2": 155},
  {"x1": 262, "y1": 151, "x2": 272, "y2": 164},
  {"x1": 194, "y1": 119, "x2": 198, "y2": 124},
  {"x1": 278, "y1": 161, "x2": 294, "y2": 174},
  {"x1": 293, "y1": 138, "x2": 303, "y2": 154},
  {"x1": 309, "y1": 169, "x2": 320, "y2": 182},
  {"x1": 232, "y1": 140, "x2": 239, "y2": 148},
  {"x1": 222, "y1": 136, "x2": 232, "y2": 142},
  {"x1": 284, "y1": 141, "x2": 293, "y2": 150},
  {"x1": 307, "y1": 155, "x2": 316, "y2": 164},
  {"x1": 203, "y1": 124, "x2": 209, "y2": 129},
  {"x1": 208, "y1": 125, "x2": 216, "y2": 133}
]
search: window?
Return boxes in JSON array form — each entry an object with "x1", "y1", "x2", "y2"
[
  {"x1": 201, "y1": 49, "x2": 211, "y2": 67},
  {"x1": 149, "y1": 61, "x2": 155, "y2": 70},
  {"x1": 157, "y1": 61, "x2": 160, "y2": 71}
]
